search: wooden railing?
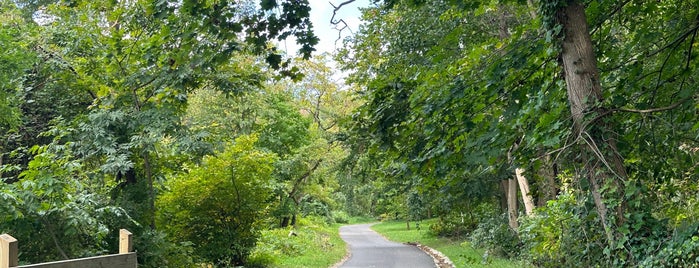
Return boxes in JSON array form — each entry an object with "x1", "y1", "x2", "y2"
[{"x1": 0, "y1": 229, "x2": 137, "y2": 268}]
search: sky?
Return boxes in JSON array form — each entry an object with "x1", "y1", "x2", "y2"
[{"x1": 277, "y1": 0, "x2": 372, "y2": 56}]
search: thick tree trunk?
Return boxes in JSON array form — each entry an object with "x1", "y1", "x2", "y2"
[{"x1": 556, "y1": 1, "x2": 628, "y2": 246}]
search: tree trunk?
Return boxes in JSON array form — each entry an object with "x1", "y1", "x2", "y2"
[
  {"x1": 507, "y1": 178, "x2": 518, "y2": 230},
  {"x1": 515, "y1": 168, "x2": 535, "y2": 215},
  {"x1": 499, "y1": 180, "x2": 509, "y2": 211},
  {"x1": 555, "y1": 1, "x2": 628, "y2": 246},
  {"x1": 537, "y1": 153, "x2": 558, "y2": 206},
  {"x1": 143, "y1": 153, "x2": 156, "y2": 230}
]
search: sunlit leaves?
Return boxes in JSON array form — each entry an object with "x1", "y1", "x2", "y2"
[{"x1": 157, "y1": 135, "x2": 276, "y2": 265}]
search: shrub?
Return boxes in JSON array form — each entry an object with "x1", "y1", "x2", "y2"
[
  {"x1": 332, "y1": 210, "x2": 350, "y2": 224},
  {"x1": 518, "y1": 193, "x2": 606, "y2": 267},
  {"x1": 468, "y1": 213, "x2": 520, "y2": 259},
  {"x1": 134, "y1": 229, "x2": 197, "y2": 268},
  {"x1": 430, "y1": 202, "x2": 498, "y2": 238},
  {"x1": 157, "y1": 135, "x2": 276, "y2": 266},
  {"x1": 639, "y1": 223, "x2": 699, "y2": 267}
]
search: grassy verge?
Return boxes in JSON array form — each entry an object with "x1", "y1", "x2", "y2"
[
  {"x1": 249, "y1": 217, "x2": 347, "y2": 268},
  {"x1": 347, "y1": 215, "x2": 376, "y2": 224},
  {"x1": 372, "y1": 219, "x2": 526, "y2": 268}
]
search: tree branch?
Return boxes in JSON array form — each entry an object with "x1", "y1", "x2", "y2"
[
  {"x1": 330, "y1": 0, "x2": 357, "y2": 25},
  {"x1": 35, "y1": 45, "x2": 97, "y2": 100},
  {"x1": 289, "y1": 159, "x2": 323, "y2": 205},
  {"x1": 618, "y1": 94, "x2": 695, "y2": 114},
  {"x1": 330, "y1": 0, "x2": 357, "y2": 44}
]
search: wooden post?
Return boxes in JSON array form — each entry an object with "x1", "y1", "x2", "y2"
[
  {"x1": 1, "y1": 234, "x2": 18, "y2": 268},
  {"x1": 118, "y1": 229, "x2": 132, "y2": 254}
]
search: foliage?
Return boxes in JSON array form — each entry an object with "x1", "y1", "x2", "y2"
[
  {"x1": 0, "y1": 135, "x2": 130, "y2": 263},
  {"x1": 517, "y1": 193, "x2": 600, "y2": 266},
  {"x1": 638, "y1": 223, "x2": 699, "y2": 267},
  {"x1": 0, "y1": 2, "x2": 32, "y2": 131},
  {"x1": 156, "y1": 135, "x2": 276, "y2": 266},
  {"x1": 469, "y1": 214, "x2": 521, "y2": 260},
  {"x1": 331, "y1": 210, "x2": 351, "y2": 224},
  {"x1": 133, "y1": 229, "x2": 197, "y2": 268},
  {"x1": 339, "y1": 0, "x2": 699, "y2": 266},
  {"x1": 249, "y1": 216, "x2": 347, "y2": 268},
  {"x1": 430, "y1": 202, "x2": 498, "y2": 238}
]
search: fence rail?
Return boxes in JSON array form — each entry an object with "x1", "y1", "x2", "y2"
[{"x1": 0, "y1": 229, "x2": 136, "y2": 268}]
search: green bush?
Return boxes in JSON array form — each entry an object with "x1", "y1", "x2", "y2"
[
  {"x1": 157, "y1": 135, "x2": 277, "y2": 266},
  {"x1": 430, "y1": 203, "x2": 497, "y2": 238},
  {"x1": 332, "y1": 210, "x2": 350, "y2": 224},
  {"x1": 639, "y1": 223, "x2": 699, "y2": 267},
  {"x1": 134, "y1": 229, "x2": 197, "y2": 268},
  {"x1": 518, "y1": 193, "x2": 606, "y2": 267},
  {"x1": 250, "y1": 216, "x2": 345, "y2": 267},
  {"x1": 468, "y1": 213, "x2": 520, "y2": 259}
]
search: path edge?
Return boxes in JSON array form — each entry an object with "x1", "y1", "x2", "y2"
[
  {"x1": 406, "y1": 242, "x2": 455, "y2": 268},
  {"x1": 329, "y1": 246, "x2": 350, "y2": 268}
]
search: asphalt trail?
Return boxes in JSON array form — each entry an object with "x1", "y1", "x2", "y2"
[{"x1": 338, "y1": 223, "x2": 436, "y2": 268}]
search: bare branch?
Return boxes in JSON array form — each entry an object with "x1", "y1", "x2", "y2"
[
  {"x1": 330, "y1": 0, "x2": 357, "y2": 25},
  {"x1": 330, "y1": 0, "x2": 357, "y2": 44}
]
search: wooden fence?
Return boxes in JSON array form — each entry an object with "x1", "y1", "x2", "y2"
[{"x1": 0, "y1": 229, "x2": 136, "y2": 268}]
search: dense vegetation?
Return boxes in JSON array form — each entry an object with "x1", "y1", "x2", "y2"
[
  {"x1": 338, "y1": 0, "x2": 699, "y2": 267},
  {"x1": 0, "y1": 0, "x2": 351, "y2": 266},
  {"x1": 1, "y1": 0, "x2": 698, "y2": 267}
]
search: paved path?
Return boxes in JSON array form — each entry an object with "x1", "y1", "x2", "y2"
[{"x1": 338, "y1": 223, "x2": 436, "y2": 268}]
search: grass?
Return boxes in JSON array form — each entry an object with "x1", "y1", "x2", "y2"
[
  {"x1": 371, "y1": 219, "x2": 527, "y2": 268},
  {"x1": 250, "y1": 217, "x2": 347, "y2": 268},
  {"x1": 347, "y1": 215, "x2": 376, "y2": 224}
]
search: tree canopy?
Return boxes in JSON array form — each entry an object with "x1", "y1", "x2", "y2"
[{"x1": 1, "y1": 0, "x2": 698, "y2": 267}]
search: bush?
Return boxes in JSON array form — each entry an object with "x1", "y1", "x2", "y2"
[
  {"x1": 639, "y1": 223, "x2": 699, "y2": 267},
  {"x1": 250, "y1": 216, "x2": 344, "y2": 267},
  {"x1": 135, "y1": 229, "x2": 196, "y2": 268},
  {"x1": 468, "y1": 213, "x2": 520, "y2": 259},
  {"x1": 157, "y1": 135, "x2": 276, "y2": 266},
  {"x1": 518, "y1": 193, "x2": 606, "y2": 267},
  {"x1": 430, "y1": 203, "x2": 497, "y2": 238},
  {"x1": 332, "y1": 210, "x2": 350, "y2": 224}
]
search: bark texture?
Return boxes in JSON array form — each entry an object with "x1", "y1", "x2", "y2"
[{"x1": 557, "y1": 1, "x2": 628, "y2": 245}]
